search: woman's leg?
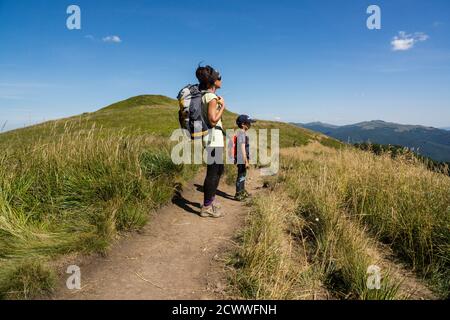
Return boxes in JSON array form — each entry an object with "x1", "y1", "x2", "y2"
[
  {"x1": 203, "y1": 147, "x2": 224, "y2": 206},
  {"x1": 214, "y1": 163, "x2": 224, "y2": 194},
  {"x1": 204, "y1": 163, "x2": 220, "y2": 206},
  {"x1": 212, "y1": 148, "x2": 224, "y2": 199}
]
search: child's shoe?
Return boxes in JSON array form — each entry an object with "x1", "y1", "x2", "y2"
[
  {"x1": 234, "y1": 192, "x2": 247, "y2": 202},
  {"x1": 243, "y1": 189, "x2": 252, "y2": 198}
]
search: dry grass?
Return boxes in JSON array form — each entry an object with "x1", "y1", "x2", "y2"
[
  {"x1": 231, "y1": 142, "x2": 449, "y2": 299},
  {"x1": 230, "y1": 192, "x2": 322, "y2": 299},
  {"x1": 284, "y1": 143, "x2": 449, "y2": 298},
  {"x1": 0, "y1": 126, "x2": 197, "y2": 299}
]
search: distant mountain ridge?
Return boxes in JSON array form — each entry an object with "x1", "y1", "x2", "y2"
[{"x1": 294, "y1": 120, "x2": 450, "y2": 162}]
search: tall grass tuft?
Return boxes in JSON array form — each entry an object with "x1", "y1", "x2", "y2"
[
  {"x1": 0, "y1": 127, "x2": 197, "y2": 299},
  {"x1": 281, "y1": 144, "x2": 450, "y2": 298},
  {"x1": 0, "y1": 260, "x2": 55, "y2": 300},
  {"x1": 232, "y1": 142, "x2": 447, "y2": 300},
  {"x1": 230, "y1": 193, "x2": 317, "y2": 299}
]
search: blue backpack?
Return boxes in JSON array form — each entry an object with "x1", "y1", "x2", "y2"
[{"x1": 177, "y1": 84, "x2": 210, "y2": 140}]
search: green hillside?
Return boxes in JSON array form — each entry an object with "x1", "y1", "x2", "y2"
[
  {"x1": 0, "y1": 95, "x2": 326, "y2": 150},
  {"x1": 1, "y1": 95, "x2": 447, "y2": 300},
  {"x1": 231, "y1": 144, "x2": 450, "y2": 299},
  {"x1": 0, "y1": 94, "x2": 333, "y2": 299}
]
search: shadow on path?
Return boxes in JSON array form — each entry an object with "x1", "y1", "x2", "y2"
[
  {"x1": 194, "y1": 184, "x2": 236, "y2": 201},
  {"x1": 171, "y1": 190, "x2": 201, "y2": 215}
]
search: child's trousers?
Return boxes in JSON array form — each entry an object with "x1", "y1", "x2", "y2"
[{"x1": 236, "y1": 164, "x2": 247, "y2": 194}]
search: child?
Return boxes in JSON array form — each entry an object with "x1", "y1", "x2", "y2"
[{"x1": 234, "y1": 115, "x2": 256, "y2": 201}]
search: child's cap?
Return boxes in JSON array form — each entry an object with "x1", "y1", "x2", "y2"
[{"x1": 236, "y1": 115, "x2": 257, "y2": 127}]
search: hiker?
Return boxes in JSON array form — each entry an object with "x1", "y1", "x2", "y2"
[
  {"x1": 196, "y1": 65, "x2": 226, "y2": 218},
  {"x1": 234, "y1": 115, "x2": 256, "y2": 201}
]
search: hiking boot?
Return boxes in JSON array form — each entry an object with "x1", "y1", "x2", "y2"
[
  {"x1": 200, "y1": 205, "x2": 223, "y2": 218},
  {"x1": 243, "y1": 189, "x2": 252, "y2": 198},
  {"x1": 234, "y1": 192, "x2": 247, "y2": 202}
]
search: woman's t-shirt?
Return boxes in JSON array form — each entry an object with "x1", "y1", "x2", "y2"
[{"x1": 202, "y1": 92, "x2": 225, "y2": 148}]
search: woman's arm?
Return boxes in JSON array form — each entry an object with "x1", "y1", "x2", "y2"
[{"x1": 207, "y1": 98, "x2": 225, "y2": 127}]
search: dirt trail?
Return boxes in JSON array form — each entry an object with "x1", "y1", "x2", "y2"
[
  {"x1": 372, "y1": 244, "x2": 437, "y2": 300},
  {"x1": 54, "y1": 169, "x2": 261, "y2": 300}
]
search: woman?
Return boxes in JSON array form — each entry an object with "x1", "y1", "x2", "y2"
[{"x1": 196, "y1": 65, "x2": 226, "y2": 218}]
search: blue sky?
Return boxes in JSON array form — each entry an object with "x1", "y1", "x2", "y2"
[{"x1": 0, "y1": 0, "x2": 449, "y2": 131}]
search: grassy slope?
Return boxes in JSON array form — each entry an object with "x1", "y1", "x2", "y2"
[
  {"x1": 0, "y1": 95, "x2": 324, "y2": 149},
  {"x1": 2, "y1": 94, "x2": 446, "y2": 300},
  {"x1": 231, "y1": 143, "x2": 449, "y2": 299},
  {"x1": 0, "y1": 94, "x2": 330, "y2": 299}
]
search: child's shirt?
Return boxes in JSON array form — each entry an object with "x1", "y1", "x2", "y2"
[{"x1": 236, "y1": 129, "x2": 250, "y2": 165}]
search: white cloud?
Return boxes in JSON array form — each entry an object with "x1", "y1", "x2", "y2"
[
  {"x1": 391, "y1": 31, "x2": 429, "y2": 51},
  {"x1": 85, "y1": 34, "x2": 95, "y2": 40},
  {"x1": 102, "y1": 35, "x2": 122, "y2": 43}
]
